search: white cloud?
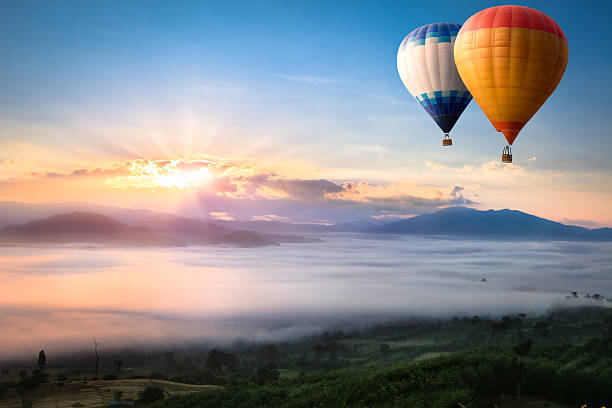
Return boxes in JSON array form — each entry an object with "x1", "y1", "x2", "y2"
[
  {"x1": 425, "y1": 161, "x2": 448, "y2": 170},
  {"x1": 251, "y1": 214, "x2": 290, "y2": 222},
  {"x1": 209, "y1": 211, "x2": 234, "y2": 221},
  {"x1": 277, "y1": 75, "x2": 334, "y2": 85}
]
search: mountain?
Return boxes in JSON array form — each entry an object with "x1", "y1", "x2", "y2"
[
  {"x1": 375, "y1": 207, "x2": 612, "y2": 241},
  {"x1": 139, "y1": 213, "x2": 233, "y2": 244},
  {"x1": 214, "y1": 231, "x2": 280, "y2": 247},
  {"x1": 0, "y1": 212, "x2": 182, "y2": 247},
  {"x1": 137, "y1": 214, "x2": 321, "y2": 245},
  {"x1": 208, "y1": 219, "x2": 332, "y2": 234},
  {"x1": 0, "y1": 211, "x2": 321, "y2": 248},
  {"x1": 1, "y1": 202, "x2": 609, "y2": 243}
]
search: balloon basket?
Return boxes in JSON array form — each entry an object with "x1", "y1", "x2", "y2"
[
  {"x1": 501, "y1": 145, "x2": 512, "y2": 163},
  {"x1": 442, "y1": 134, "x2": 452, "y2": 146}
]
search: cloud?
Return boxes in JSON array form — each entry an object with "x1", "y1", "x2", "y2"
[
  {"x1": 251, "y1": 214, "x2": 290, "y2": 222},
  {"x1": 425, "y1": 161, "x2": 448, "y2": 170},
  {"x1": 1, "y1": 156, "x2": 480, "y2": 223},
  {"x1": 1, "y1": 238, "x2": 610, "y2": 359},
  {"x1": 277, "y1": 74, "x2": 335, "y2": 85},
  {"x1": 42, "y1": 166, "x2": 129, "y2": 179},
  {"x1": 265, "y1": 178, "x2": 344, "y2": 201},
  {"x1": 209, "y1": 211, "x2": 234, "y2": 221},
  {"x1": 480, "y1": 160, "x2": 523, "y2": 173}
]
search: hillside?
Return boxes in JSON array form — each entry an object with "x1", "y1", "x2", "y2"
[
  {"x1": 0, "y1": 211, "x2": 320, "y2": 248},
  {"x1": 0, "y1": 212, "x2": 182, "y2": 247},
  {"x1": 214, "y1": 231, "x2": 279, "y2": 247},
  {"x1": 375, "y1": 207, "x2": 612, "y2": 241},
  {"x1": 0, "y1": 379, "x2": 218, "y2": 408},
  {"x1": 140, "y1": 213, "x2": 233, "y2": 244}
]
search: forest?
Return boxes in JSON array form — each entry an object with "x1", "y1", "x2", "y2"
[{"x1": 1, "y1": 301, "x2": 610, "y2": 407}]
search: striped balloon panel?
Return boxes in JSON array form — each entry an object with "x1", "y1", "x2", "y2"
[
  {"x1": 454, "y1": 6, "x2": 568, "y2": 144},
  {"x1": 397, "y1": 22, "x2": 472, "y2": 134}
]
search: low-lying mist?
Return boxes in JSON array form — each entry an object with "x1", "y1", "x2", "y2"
[{"x1": 1, "y1": 234, "x2": 610, "y2": 360}]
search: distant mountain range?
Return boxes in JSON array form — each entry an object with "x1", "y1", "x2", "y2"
[
  {"x1": 0, "y1": 212, "x2": 321, "y2": 248},
  {"x1": 0, "y1": 212, "x2": 181, "y2": 247},
  {"x1": 0, "y1": 202, "x2": 610, "y2": 245},
  {"x1": 371, "y1": 207, "x2": 612, "y2": 241},
  {"x1": 210, "y1": 207, "x2": 612, "y2": 241}
]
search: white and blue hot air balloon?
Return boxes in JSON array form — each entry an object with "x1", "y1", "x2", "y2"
[{"x1": 397, "y1": 22, "x2": 472, "y2": 146}]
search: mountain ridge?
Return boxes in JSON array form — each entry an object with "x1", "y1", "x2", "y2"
[
  {"x1": 0, "y1": 211, "x2": 321, "y2": 248},
  {"x1": 372, "y1": 207, "x2": 612, "y2": 241}
]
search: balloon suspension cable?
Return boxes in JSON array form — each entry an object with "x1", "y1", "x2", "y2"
[
  {"x1": 501, "y1": 145, "x2": 513, "y2": 164},
  {"x1": 442, "y1": 133, "x2": 452, "y2": 146}
]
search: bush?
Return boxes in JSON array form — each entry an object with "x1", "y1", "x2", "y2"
[
  {"x1": 102, "y1": 373, "x2": 117, "y2": 380},
  {"x1": 148, "y1": 371, "x2": 167, "y2": 380},
  {"x1": 139, "y1": 386, "x2": 165, "y2": 403}
]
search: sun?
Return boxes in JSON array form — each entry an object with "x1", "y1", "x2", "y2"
[
  {"x1": 157, "y1": 167, "x2": 212, "y2": 189},
  {"x1": 105, "y1": 159, "x2": 214, "y2": 190}
]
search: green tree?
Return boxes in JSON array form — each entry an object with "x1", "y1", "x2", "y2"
[
  {"x1": 512, "y1": 337, "x2": 532, "y2": 400},
  {"x1": 37, "y1": 350, "x2": 46, "y2": 372},
  {"x1": 206, "y1": 349, "x2": 239, "y2": 373},
  {"x1": 139, "y1": 386, "x2": 165, "y2": 403}
]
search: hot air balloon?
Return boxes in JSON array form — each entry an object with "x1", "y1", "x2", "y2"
[
  {"x1": 397, "y1": 22, "x2": 472, "y2": 146},
  {"x1": 454, "y1": 5, "x2": 568, "y2": 163}
]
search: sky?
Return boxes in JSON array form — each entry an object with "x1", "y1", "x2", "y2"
[{"x1": 1, "y1": 0, "x2": 611, "y2": 226}]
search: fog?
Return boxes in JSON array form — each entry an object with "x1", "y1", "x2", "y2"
[{"x1": 1, "y1": 234, "x2": 611, "y2": 359}]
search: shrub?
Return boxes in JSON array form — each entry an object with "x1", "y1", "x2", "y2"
[{"x1": 139, "y1": 386, "x2": 165, "y2": 403}]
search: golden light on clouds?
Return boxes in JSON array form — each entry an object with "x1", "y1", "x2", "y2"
[
  {"x1": 1, "y1": 153, "x2": 611, "y2": 226},
  {"x1": 105, "y1": 159, "x2": 214, "y2": 190}
]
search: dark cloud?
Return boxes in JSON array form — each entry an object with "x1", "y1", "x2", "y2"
[
  {"x1": 42, "y1": 166, "x2": 129, "y2": 179},
  {"x1": 269, "y1": 178, "x2": 344, "y2": 200}
]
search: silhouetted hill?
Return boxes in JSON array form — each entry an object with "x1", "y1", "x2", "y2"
[
  {"x1": 141, "y1": 213, "x2": 233, "y2": 244},
  {"x1": 209, "y1": 219, "x2": 331, "y2": 234},
  {"x1": 0, "y1": 211, "x2": 322, "y2": 248},
  {"x1": 375, "y1": 207, "x2": 612, "y2": 241},
  {"x1": 139, "y1": 214, "x2": 321, "y2": 245},
  {"x1": 0, "y1": 212, "x2": 182, "y2": 246},
  {"x1": 214, "y1": 231, "x2": 280, "y2": 247}
]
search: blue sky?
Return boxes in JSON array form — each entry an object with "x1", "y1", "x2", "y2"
[{"x1": 1, "y1": 0, "x2": 611, "y2": 225}]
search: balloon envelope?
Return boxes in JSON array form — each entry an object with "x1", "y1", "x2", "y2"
[
  {"x1": 397, "y1": 22, "x2": 472, "y2": 134},
  {"x1": 454, "y1": 5, "x2": 568, "y2": 145}
]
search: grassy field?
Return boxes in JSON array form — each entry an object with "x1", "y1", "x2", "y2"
[{"x1": 0, "y1": 378, "x2": 218, "y2": 408}]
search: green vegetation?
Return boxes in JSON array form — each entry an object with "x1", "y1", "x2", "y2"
[
  {"x1": 150, "y1": 338, "x2": 611, "y2": 407},
  {"x1": 1, "y1": 304, "x2": 611, "y2": 407}
]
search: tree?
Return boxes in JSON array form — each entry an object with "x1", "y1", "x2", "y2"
[
  {"x1": 206, "y1": 349, "x2": 239, "y2": 373},
  {"x1": 512, "y1": 337, "x2": 532, "y2": 358},
  {"x1": 139, "y1": 386, "x2": 165, "y2": 403},
  {"x1": 113, "y1": 359, "x2": 124, "y2": 376},
  {"x1": 512, "y1": 337, "x2": 532, "y2": 400},
  {"x1": 31, "y1": 350, "x2": 48, "y2": 384},
  {"x1": 93, "y1": 338, "x2": 102, "y2": 378},
  {"x1": 256, "y1": 344, "x2": 279, "y2": 365},
  {"x1": 37, "y1": 350, "x2": 46, "y2": 372},
  {"x1": 253, "y1": 363, "x2": 280, "y2": 385}
]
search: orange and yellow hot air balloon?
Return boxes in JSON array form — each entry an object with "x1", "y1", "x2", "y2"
[{"x1": 454, "y1": 5, "x2": 568, "y2": 163}]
